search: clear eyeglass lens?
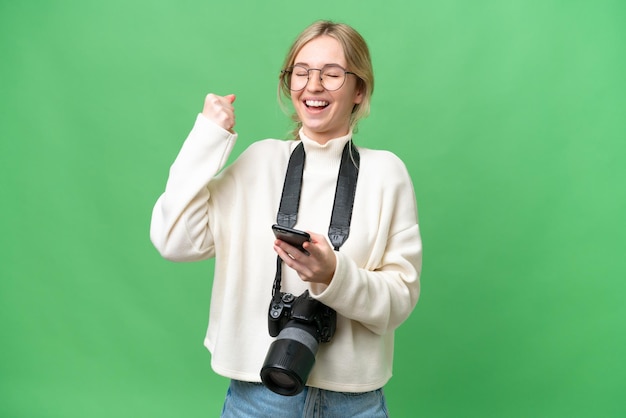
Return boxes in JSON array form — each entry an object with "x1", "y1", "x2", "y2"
[{"x1": 286, "y1": 65, "x2": 346, "y2": 91}]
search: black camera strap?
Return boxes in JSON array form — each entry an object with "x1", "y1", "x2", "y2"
[{"x1": 272, "y1": 140, "x2": 360, "y2": 300}]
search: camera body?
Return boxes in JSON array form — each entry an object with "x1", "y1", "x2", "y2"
[
  {"x1": 261, "y1": 289, "x2": 336, "y2": 396},
  {"x1": 268, "y1": 290, "x2": 336, "y2": 342}
]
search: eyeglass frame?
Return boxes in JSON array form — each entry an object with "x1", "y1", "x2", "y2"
[{"x1": 280, "y1": 64, "x2": 357, "y2": 92}]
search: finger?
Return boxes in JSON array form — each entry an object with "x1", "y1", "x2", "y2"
[
  {"x1": 274, "y1": 240, "x2": 305, "y2": 260},
  {"x1": 302, "y1": 232, "x2": 327, "y2": 255},
  {"x1": 274, "y1": 244, "x2": 304, "y2": 268},
  {"x1": 202, "y1": 93, "x2": 236, "y2": 132},
  {"x1": 221, "y1": 94, "x2": 236, "y2": 131},
  {"x1": 301, "y1": 239, "x2": 316, "y2": 255}
]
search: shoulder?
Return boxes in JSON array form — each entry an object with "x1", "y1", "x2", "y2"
[
  {"x1": 234, "y1": 138, "x2": 294, "y2": 160},
  {"x1": 226, "y1": 138, "x2": 297, "y2": 175},
  {"x1": 358, "y1": 147, "x2": 412, "y2": 184},
  {"x1": 355, "y1": 146, "x2": 419, "y2": 226},
  {"x1": 241, "y1": 138, "x2": 295, "y2": 155},
  {"x1": 359, "y1": 147, "x2": 405, "y2": 166}
]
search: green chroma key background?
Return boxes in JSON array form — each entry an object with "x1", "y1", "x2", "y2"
[{"x1": 1, "y1": 0, "x2": 624, "y2": 416}]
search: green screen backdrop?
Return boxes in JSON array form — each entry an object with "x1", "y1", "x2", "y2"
[{"x1": 2, "y1": 0, "x2": 625, "y2": 417}]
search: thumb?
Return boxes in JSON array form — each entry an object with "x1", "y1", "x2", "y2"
[{"x1": 225, "y1": 94, "x2": 236, "y2": 104}]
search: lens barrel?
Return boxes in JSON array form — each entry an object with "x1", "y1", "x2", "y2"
[{"x1": 260, "y1": 322, "x2": 319, "y2": 396}]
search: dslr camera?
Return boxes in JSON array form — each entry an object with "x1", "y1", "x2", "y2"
[{"x1": 260, "y1": 289, "x2": 336, "y2": 396}]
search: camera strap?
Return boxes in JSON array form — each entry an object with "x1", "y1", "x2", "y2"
[{"x1": 272, "y1": 140, "x2": 360, "y2": 299}]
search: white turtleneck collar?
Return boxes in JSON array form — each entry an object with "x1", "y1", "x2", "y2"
[{"x1": 298, "y1": 129, "x2": 353, "y2": 173}]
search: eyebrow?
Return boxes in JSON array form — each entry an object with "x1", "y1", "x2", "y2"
[{"x1": 293, "y1": 62, "x2": 345, "y2": 68}]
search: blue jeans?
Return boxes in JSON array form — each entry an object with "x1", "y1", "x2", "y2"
[{"x1": 220, "y1": 380, "x2": 390, "y2": 418}]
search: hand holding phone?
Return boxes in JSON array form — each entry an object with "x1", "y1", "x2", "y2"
[{"x1": 272, "y1": 224, "x2": 311, "y2": 254}]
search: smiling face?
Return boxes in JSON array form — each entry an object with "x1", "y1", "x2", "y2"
[{"x1": 290, "y1": 35, "x2": 363, "y2": 145}]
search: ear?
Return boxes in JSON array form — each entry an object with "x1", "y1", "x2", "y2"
[{"x1": 353, "y1": 87, "x2": 364, "y2": 105}]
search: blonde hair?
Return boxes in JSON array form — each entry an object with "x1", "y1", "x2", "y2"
[{"x1": 278, "y1": 21, "x2": 374, "y2": 139}]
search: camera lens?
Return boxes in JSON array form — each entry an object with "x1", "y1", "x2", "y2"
[
  {"x1": 264, "y1": 370, "x2": 298, "y2": 393},
  {"x1": 260, "y1": 322, "x2": 318, "y2": 396}
]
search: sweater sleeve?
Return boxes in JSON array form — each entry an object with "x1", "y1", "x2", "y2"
[
  {"x1": 150, "y1": 114, "x2": 237, "y2": 261},
  {"x1": 311, "y1": 156, "x2": 422, "y2": 336}
]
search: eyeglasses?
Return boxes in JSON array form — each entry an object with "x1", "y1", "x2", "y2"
[{"x1": 281, "y1": 64, "x2": 356, "y2": 92}]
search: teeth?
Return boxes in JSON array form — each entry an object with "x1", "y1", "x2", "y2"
[{"x1": 305, "y1": 100, "x2": 329, "y2": 107}]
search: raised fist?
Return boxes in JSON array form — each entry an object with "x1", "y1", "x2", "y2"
[{"x1": 202, "y1": 93, "x2": 236, "y2": 133}]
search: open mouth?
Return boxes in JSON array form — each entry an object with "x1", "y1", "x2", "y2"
[{"x1": 304, "y1": 99, "x2": 329, "y2": 109}]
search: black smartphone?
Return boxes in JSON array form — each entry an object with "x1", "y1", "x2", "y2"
[{"x1": 272, "y1": 224, "x2": 311, "y2": 253}]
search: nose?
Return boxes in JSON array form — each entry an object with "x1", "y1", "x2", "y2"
[{"x1": 306, "y1": 69, "x2": 324, "y2": 91}]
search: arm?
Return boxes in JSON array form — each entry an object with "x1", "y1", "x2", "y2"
[
  {"x1": 321, "y1": 224, "x2": 421, "y2": 335},
  {"x1": 150, "y1": 95, "x2": 238, "y2": 261},
  {"x1": 310, "y1": 158, "x2": 422, "y2": 335}
]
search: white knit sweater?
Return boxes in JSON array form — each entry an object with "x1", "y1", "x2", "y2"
[{"x1": 150, "y1": 114, "x2": 422, "y2": 392}]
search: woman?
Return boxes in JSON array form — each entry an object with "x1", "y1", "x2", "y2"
[{"x1": 151, "y1": 20, "x2": 422, "y2": 417}]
